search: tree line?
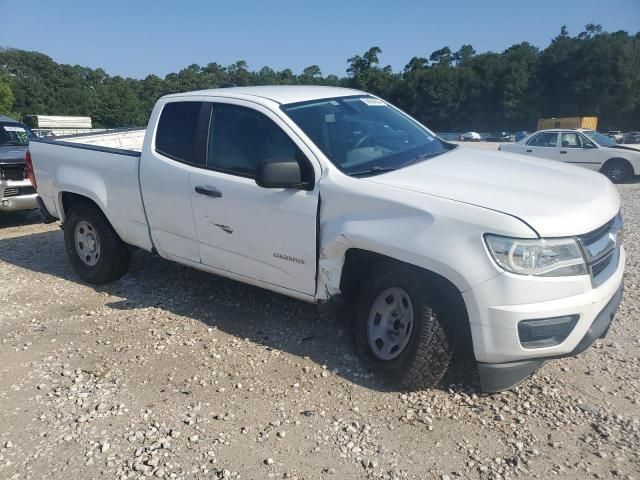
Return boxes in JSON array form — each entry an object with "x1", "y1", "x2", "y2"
[{"x1": 1, "y1": 24, "x2": 638, "y2": 132}]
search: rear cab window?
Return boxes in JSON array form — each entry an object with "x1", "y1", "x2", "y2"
[{"x1": 155, "y1": 102, "x2": 206, "y2": 165}]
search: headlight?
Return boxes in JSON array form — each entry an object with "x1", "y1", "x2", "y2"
[{"x1": 484, "y1": 235, "x2": 587, "y2": 276}]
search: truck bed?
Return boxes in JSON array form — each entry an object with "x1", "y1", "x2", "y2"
[
  {"x1": 55, "y1": 128, "x2": 146, "y2": 152},
  {"x1": 29, "y1": 138, "x2": 153, "y2": 252}
]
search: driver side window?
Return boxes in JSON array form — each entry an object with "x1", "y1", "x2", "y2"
[
  {"x1": 206, "y1": 104, "x2": 312, "y2": 183},
  {"x1": 578, "y1": 134, "x2": 597, "y2": 149},
  {"x1": 560, "y1": 132, "x2": 582, "y2": 148}
]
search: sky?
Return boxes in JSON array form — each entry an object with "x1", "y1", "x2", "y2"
[{"x1": 1, "y1": 0, "x2": 639, "y2": 79}]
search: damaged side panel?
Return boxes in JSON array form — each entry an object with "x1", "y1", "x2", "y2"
[
  {"x1": 313, "y1": 171, "x2": 536, "y2": 304},
  {"x1": 317, "y1": 233, "x2": 352, "y2": 300}
]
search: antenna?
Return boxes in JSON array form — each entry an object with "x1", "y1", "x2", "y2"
[
  {"x1": 211, "y1": 65, "x2": 236, "y2": 88},
  {"x1": 212, "y1": 65, "x2": 224, "y2": 88}
]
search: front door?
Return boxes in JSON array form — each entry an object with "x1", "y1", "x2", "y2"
[
  {"x1": 558, "y1": 132, "x2": 602, "y2": 171},
  {"x1": 189, "y1": 101, "x2": 319, "y2": 296}
]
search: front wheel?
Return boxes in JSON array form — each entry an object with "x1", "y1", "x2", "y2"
[
  {"x1": 63, "y1": 202, "x2": 131, "y2": 284},
  {"x1": 601, "y1": 158, "x2": 633, "y2": 183},
  {"x1": 354, "y1": 263, "x2": 454, "y2": 390}
]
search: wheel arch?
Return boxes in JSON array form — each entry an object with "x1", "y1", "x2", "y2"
[
  {"x1": 60, "y1": 192, "x2": 133, "y2": 284},
  {"x1": 58, "y1": 191, "x2": 125, "y2": 243},
  {"x1": 341, "y1": 248, "x2": 473, "y2": 364},
  {"x1": 60, "y1": 191, "x2": 102, "y2": 218},
  {"x1": 339, "y1": 248, "x2": 470, "y2": 328},
  {"x1": 600, "y1": 157, "x2": 634, "y2": 177},
  {"x1": 317, "y1": 234, "x2": 475, "y2": 302}
]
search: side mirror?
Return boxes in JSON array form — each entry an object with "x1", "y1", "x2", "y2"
[
  {"x1": 256, "y1": 158, "x2": 308, "y2": 190},
  {"x1": 583, "y1": 143, "x2": 596, "y2": 149}
]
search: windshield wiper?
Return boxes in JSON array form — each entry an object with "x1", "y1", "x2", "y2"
[
  {"x1": 400, "y1": 151, "x2": 445, "y2": 167},
  {"x1": 348, "y1": 151, "x2": 445, "y2": 177},
  {"x1": 349, "y1": 165, "x2": 400, "y2": 177}
]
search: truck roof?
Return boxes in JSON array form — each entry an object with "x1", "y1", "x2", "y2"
[
  {"x1": 535, "y1": 128, "x2": 596, "y2": 133},
  {"x1": 163, "y1": 85, "x2": 366, "y2": 105}
]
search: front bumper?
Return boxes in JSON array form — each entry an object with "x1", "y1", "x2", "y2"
[
  {"x1": 477, "y1": 282, "x2": 623, "y2": 392},
  {"x1": 463, "y1": 245, "x2": 625, "y2": 393},
  {"x1": 0, "y1": 179, "x2": 38, "y2": 212},
  {"x1": 0, "y1": 194, "x2": 38, "y2": 212}
]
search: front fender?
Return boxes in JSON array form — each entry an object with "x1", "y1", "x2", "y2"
[
  {"x1": 316, "y1": 173, "x2": 537, "y2": 301},
  {"x1": 317, "y1": 215, "x2": 476, "y2": 300}
]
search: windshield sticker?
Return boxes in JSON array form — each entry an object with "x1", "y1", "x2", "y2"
[
  {"x1": 360, "y1": 98, "x2": 386, "y2": 106},
  {"x1": 3, "y1": 126, "x2": 27, "y2": 133},
  {"x1": 324, "y1": 113, "x2": 336, "y2": 123}
]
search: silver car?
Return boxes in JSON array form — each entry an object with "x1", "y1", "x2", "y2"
[{"x1": 0, "y1": 115, "x2": 38, "y2": 212}]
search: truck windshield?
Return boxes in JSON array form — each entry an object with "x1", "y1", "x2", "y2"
[
  {"x1": 0, "y1": 123, "x2": 35, "y2": 147},
  {"x1": 583, "y1": 130, "x2": 616, "y2": 147},
  {"x1": 281, "y1": 96, "x2": 453, "y2": 176}
]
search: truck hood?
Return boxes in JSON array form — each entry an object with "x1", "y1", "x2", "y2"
[
  {"x1": 363, "y1": 147, "x2": 620, "y2": 237},
  {"x1": 0, "y1": 145, "x2": 27, "y2": 165}
]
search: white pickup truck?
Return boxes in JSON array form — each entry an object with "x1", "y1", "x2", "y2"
[{"x1": 28, "y1": 86, "x2": 625, "y2": 393}]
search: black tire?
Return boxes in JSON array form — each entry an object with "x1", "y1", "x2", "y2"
[
  {"x1": 354, "y1": 262, "x2": 454, "y2": 390},
  {"x1": 601, "y1": 158, "x2": 633, "y2": 183},
  {"x1": 63, "y1": 201, "x2": 131, "y2": 284}
]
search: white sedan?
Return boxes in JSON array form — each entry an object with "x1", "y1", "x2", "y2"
[
  {"x1": 499, "y1": 129, "x2": 640, "y2": 183},
  {"x1": 462, "y1": 131, "x2": 482, "y2": 141}
]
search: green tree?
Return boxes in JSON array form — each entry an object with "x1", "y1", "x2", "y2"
[
  {"x1": 0, "y1": 77, "x2": 14, "y2": 116},
  {"x1": 1, "y1": 26, "x2": 638, "y2": 131},
  {"x1": 453, "y1": 45, "x2": 475, "y2": 65},
  {"x1": 429, "y1": 47, "x2": 453, "y2": 66},
  {"x1": 347, "y1": 47, "x2": 399, "y2": 100},
  {"x1": 299, "y1": 65, "x2": 322, "y2": 84}
]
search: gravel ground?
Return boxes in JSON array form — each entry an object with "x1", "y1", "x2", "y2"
[{"x1": 1, "y1": 182, "x2": 639, "y2": 480}]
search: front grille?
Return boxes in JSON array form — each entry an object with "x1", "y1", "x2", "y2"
[
  {"x1": 579, "y1": 217, "x2": 615, "y2": 245},
  {"x1": 577, "y1": 213, "x2": 623, "y2": 287},
  {"x1": 0, "y1": 165, "x2": 26, "y2": 181},
  {"x1": 591, "y1": 251, "x2": 615, "y2": 278},
  {"x1": 2, "y1": 186, "x2": 35, "y2": 198}
]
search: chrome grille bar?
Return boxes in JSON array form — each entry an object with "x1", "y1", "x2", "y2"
[{"x1": 577, "y1": 213, "x2": 623, "y2": 287}]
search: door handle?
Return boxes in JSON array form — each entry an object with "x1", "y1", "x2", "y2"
[
  {"x1": 195, "y1": 185, "x2": 222, "y2": 198},
  {"x1": 559, "y1": 150, "x2": 567, "y2": 154},
  {"x1": 525, "y1": 149, "x2": 532, "y2": 152}
]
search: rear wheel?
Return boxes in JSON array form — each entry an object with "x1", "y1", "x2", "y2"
[
  {"x1": 601, "y1": 158, "x2": 632, "y2": 183},
  {"x1": 63, "y1": 202, "x2": 131, "y2": 284},
  {"x1": 354, "y1": 263, "x2": 454, "y2": 390}
]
